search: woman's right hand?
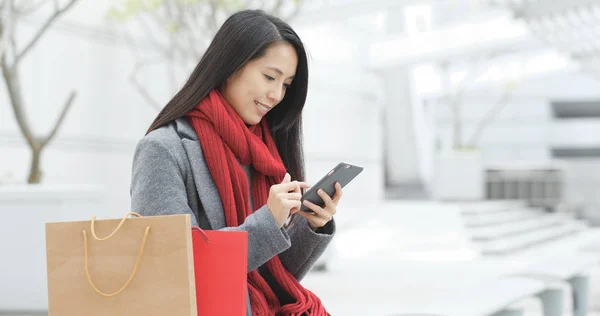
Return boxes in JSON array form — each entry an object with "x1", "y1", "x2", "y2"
[{"x1": 267, "y1": 173, "x2": 310, "y2": 227}]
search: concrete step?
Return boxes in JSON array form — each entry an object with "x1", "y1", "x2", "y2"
[
  {"x1": 479, "y1": 222, "x2": 585, "y2": 255},
  {"x1": 459, "y1": 201, "x2": 527, "y2": 215},
  {"x1": 464, "y1": 209, "x2": 542, "y2": 227},
  {"x1": 385, "y1": 183, "x2": 430, "y2": 200},
  {"x1": 470, "y1": 214, "x2": 567, "y2": 241}
]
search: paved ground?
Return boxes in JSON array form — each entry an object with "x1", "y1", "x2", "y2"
[{"x1": 300, "y1": 202, "x2": 600, "y2": 315}]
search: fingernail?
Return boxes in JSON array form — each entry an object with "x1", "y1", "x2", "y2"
[{"x1": 303, "y1": 200, "x2": 309, "y2": 206}]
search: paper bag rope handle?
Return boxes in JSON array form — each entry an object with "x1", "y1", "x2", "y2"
[
  {"x1": 90, "y1": 211, "x2": 142, "y2": 241},
  {"x1": 82, "y1": 211, "x2": 150, "y2": 297},
  {"x1": 82, "y1": 226, "x2": 150, "y2": 297}
]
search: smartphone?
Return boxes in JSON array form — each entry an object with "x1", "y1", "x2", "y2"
[{"x1": 300, "y1": 162, "x2": 363, "y2": 212}]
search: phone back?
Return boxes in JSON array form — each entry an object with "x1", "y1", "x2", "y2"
[{"x1": 300, "y1": 162, "x2": 363, "y2": 212}]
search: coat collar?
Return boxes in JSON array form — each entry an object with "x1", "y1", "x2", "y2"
[
  {"x1": 175, "y1": 117, "x2": 226, "y2": 229},
  {"x1": 174, "y1": 117, "x2": 199, "y2": 140}
]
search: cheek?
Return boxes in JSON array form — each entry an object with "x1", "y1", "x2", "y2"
[
  {"x1": 245, "y1": 79, "x2": 262, "y2": 98},
  {"x1": 228, "y1": 72, "x2": 262, "y2": 105}
]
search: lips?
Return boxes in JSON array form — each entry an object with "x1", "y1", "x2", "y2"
[{"x1": 255, "y1": 101, "x2": 272, "y2": 112}]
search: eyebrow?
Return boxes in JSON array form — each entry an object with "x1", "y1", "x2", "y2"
[{"x1": 267, "y1": 67, "x2": 295, "y2": 79}]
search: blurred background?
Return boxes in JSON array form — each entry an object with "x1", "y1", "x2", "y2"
[{"x1": 3, "y1": 0, "x2": 600, "y2": 315}]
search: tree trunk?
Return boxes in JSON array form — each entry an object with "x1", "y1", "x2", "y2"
[
  {"x1": 2, "y1": 57, "x2": 75, "y2": 184},
  {"x1": 452, "y1": 99, "x2": 462, "y2": 150},
  {"x1": 28, "y1": 145, "x2": 43, "y2": 184}
]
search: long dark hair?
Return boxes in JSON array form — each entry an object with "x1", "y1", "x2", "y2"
[{"x1": 146, "y1": 10, "x2": 309, "y2": 182}]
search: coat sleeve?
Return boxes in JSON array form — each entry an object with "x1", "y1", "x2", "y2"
[
  {"x1": 277, "y1": 215, "x2": 336, "y2": 280},
  {"x1": 130, "y1": 136, "x2": 292, "y2": 272}
]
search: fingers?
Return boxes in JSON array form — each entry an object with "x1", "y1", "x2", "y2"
[
  {"x1": 278, "y1": 181, "x2": 310, "y2": 192},
  {"x1": 297, "y1": 204, "x2": 332, "y2": 226},
  {"x1": 297, "y1": 182, "x2": 312, "y2": 189},
  {"x1": 280, "y1": 173, "x2": 291, "y2": 184},
  {"x1": 301, "y1": 200, "x2": 327, "y2": 218},
  {"x1": 284, "y1": 200, "x2": 302, "y2": 211},
  {"x1": 332, "y1": 182, "x2": 343, "y2": 204},
  {"x1": 280, "y1": 192, "x2": 302, "y2": 200},
  {"x1": 317, "y1": 188, "x2": 336, "y2": 211}
]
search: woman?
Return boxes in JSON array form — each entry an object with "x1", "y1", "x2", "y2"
[{"x1": 130, "y1": 9, "x2": 341, "y2": 316}]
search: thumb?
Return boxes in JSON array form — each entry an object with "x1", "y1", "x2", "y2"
[{"x1": 281, "y1": 173, "x2": 291, "y2": 183}]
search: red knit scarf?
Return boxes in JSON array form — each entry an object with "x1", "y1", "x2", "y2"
[{"x1": 186, "y1": 90, "x2": 329, "y2": 316}]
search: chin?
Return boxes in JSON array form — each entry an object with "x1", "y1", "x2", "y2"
[{"x1": 242, "y1": 116, "x2": 262, "y2": 126}]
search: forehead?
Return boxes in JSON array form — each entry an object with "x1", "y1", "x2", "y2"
[{"x1": 250, "y1": 42, "x2": 297, "y2": 77}]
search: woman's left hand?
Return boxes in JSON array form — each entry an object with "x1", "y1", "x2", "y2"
[{"x1": 297, "y1": 182, "x2": 343, "y2": 229}]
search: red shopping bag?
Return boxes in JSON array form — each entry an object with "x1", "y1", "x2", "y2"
[{"x1": 192, "y1": 227, "x2": 248, "y2": 316}]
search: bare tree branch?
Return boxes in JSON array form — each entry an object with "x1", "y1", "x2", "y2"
[
  {"x1": 286, "y1": 0, "x2": 304, "y2": 21},
  {"x1": 173, "y1": 8, "x2": 200, "y2": 61},
  {"x1": 180, "y1": 4, "x2": 207, "y2": 58},
  {"x1": 1, "y1": 57, "x2": 36, "y2": 148},
  {"x1": 272, "y1": 0, "x2": 284, "y2": 17},
  {"x1": 13, "y1": 0, "x2": 78, "y2": 67},
  {"x1": 442, "y1": 54, "x2": 496, "y2": 148},
  {"x1": 134, "y1": 14, "x2": 165, "y2": 50},
  {"x1": 9, "y1": 25, "x2": 16, "y2": 60},
  {"x1": 129, "y1": 15, "x2": 162, "y2": 50},
  {"x1": 41, "y1": 90, "x2": 76, "y2": 148},
  {"x1": 111, "y1": 0, "x2": 303, "y2": 112},
  {"x1": 166, "y1": 57, "x2": 178, "y2": 93},
  {"x1": 14, "y1": 0, "x2": 52, "y2": 15},
  {"x1": 0, "y1": 0, "x2": 13, "y2": 60},
  {"x1": 452, "y1": 55, "x2": 491, "y2": 104},
  {"x1": 450, "y1": 97, "x2": 462, "y2": 149},
  {"x1": 130, "y1": 59, "x2": 165, "y2": 110},
  {"x1": 466, "y1": 86, "x2": 514, "y2": 147},
  {"x1": 2, "y1": 0, "x2": 80, "y2": 183},
  {"x1": 208, "y1": 0, "x2": 220, "y2": 34},
  {"x1": 119, "y1": 27, "x2": 175, "y2": 110}
]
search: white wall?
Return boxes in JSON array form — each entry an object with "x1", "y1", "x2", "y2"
[
  {"x1": 295, "y1": 21, "x2": 385, "y2": 208},
  {"x1": 380, "y1": 66, "x2": 422, "y2": 185}
]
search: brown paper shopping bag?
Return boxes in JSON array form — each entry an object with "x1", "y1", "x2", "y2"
[{"x1": 45, "y1": 212, "x2": 197, "y2": 316}]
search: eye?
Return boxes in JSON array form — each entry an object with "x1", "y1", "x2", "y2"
[
  {"x1": 264, "y1": 74, "x2": 275, "y2": 81},
  {"x1": 283, "y1": 83, "x2": 292, "y2": 90}
]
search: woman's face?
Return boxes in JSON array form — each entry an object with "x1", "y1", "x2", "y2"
[{"x1": 222, "y1": 42, "x2": 298, "y2": 126}]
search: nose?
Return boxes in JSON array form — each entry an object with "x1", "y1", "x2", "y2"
[{"x1": 267, "y1": 89, "x2": 283, "y2": 105}]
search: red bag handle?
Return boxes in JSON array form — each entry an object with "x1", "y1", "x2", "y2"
[{"x1": 192, "y1": 226, "x2": 211, "y2": 243}]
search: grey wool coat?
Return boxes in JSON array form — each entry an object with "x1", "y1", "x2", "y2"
[{"x1": 130, "y1": 117, "x2": 335, "y2": 315}]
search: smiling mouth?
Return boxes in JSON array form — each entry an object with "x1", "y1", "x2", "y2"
[{"x1": 255, "y1": 101, "x2": 272, "y2": 112}]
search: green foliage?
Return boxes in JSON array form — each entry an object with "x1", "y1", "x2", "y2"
[
  {"x1": 106, "y1": 0, "x2": 257, "y2": 23},
  {"x1": 108, "y1": 0, "x2": 302, "y2": 21},
  {"x1": 106, "y1": 0, "x2": 164, "y2": 22},
  {"x1": 216, "y1": 0, "x2": 245, "y2": 11}
]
